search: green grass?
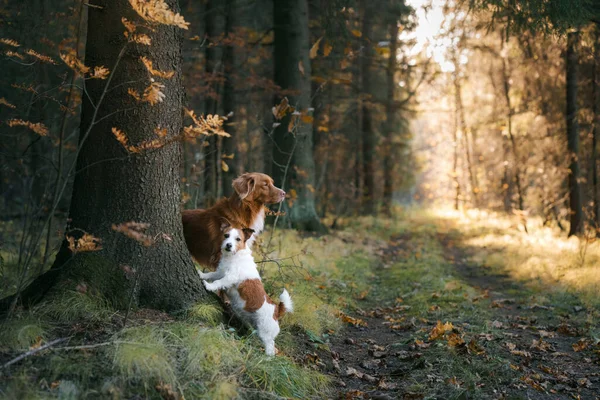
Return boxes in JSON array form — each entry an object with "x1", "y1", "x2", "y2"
[
  {"x1": 35, "y1": 288, "x2": 115, "y2": 324},
  {"x1": 0, "y1": 315, "x2": 46, "y2": 351}
]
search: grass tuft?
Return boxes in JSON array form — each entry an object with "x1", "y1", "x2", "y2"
[
  {"x1": 110, "y1": 325, "x2": 176, "y2": 386},
  {"x1": 243, "y1": 352, "x2": 330, "y2": 398},
  {"x1": 36, "y1": 289, "x2": 114, "y2": 324},
  {"x1": 0, "y1": 315, "x2": 46, "y2": 351},
  {"x1": 184, "y1": 299, "x2": 223, "y2": 327}
]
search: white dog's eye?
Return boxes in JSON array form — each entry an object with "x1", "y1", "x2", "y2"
[
  {"x1": 236, "y1": 237, "x2": 241, "y2": 241},
  {"x1": 224, "y1": 234, "x2": 230, "y2": 238}
]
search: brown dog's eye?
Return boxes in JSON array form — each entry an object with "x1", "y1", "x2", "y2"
[
  {"x1": 224, "y1": 234, "x2": 230, "y2": 238},
  {"x1": 236, "y1": 237, "x2": 241, "y2": 241}
]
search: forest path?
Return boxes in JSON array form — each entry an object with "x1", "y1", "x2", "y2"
[{"x1": 317, "y1": 216, "x2": 599, "y2": 400}]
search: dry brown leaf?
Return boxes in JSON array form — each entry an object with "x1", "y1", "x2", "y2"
[
  {"x1": 7, "y1": 119, "x2": 49, "y2": 136},
  {"x1": 310, "y1": 37, "x2": 322, "y2": 59},
  {"x1": 572, "y1": 338, "x2": 589, "y2": 352},
  {"x1": 323, "y1": 41, "x2": 333, "y2": 57}
]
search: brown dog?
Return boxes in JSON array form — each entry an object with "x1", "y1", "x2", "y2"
[{"x1": 182, "y1": 172, "x2": 285, "y2": 269}]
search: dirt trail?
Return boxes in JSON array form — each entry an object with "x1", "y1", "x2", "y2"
[{"x1": 314, "y1": 228, "x2": 600, "y2": 400}]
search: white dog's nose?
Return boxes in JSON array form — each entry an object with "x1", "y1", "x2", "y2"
[{"x1": 225, "y1": 243, "x2": 232, "y2": 251}]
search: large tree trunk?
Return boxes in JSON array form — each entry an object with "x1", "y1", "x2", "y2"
[
  {"x1": 382, "y1": 19, "x2": 399, "y2": 215},
  {"x1": 566, "y1": 31, "x2": 584, "y2": 236},
  {"x1": 593, "y1": 24, "x2": 600, "y2": 235},
  {"x1": 360, "y1": 0, "x2": 376, "y2": 214},
  {"x1": 221, "y1": 0, "x2": 238, "y2": 197},
  {"x1": 5, "y1": 0, "x2": 206, "y2": 312},
  {"x1": 272, "y1": 0, "x2": 325, "y2": 232}
]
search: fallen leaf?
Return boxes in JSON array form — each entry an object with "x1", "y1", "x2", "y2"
[
  {"x1": 572, "y1": 339, "x2": 589, "y2": 352},
  {"x1": 447, "y1": 333, "x2": 465, "y2": 347},
  {"x1": 531, "y1": 339, "x2": 554, "y2": 352},
  {"x1": 377, "y1": 379, "x2": 398, "y2": 390},
  {"x1": 492, "y1": 320, "x2": 504, "y2": 329},
  {"x1": 428, "y1": 320, "x2": 453, "y2": 341},
  {"x1": 467, "y1": 338, "x2": 485, "y2": 355}
]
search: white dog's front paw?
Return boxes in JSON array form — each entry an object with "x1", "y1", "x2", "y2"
[{"x1": 203, "y1": 280, "x2": 215, "y2": 292}]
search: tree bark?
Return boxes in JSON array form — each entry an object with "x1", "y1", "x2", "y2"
[
  {"x1": 382, "y1": 20, "x2": 399, "y2": 215},
  {"x1": 272, "y1": 0, "x2": 325, "y2": 232},
  {"x1": 4, "y1": 0, "x2": 206, "y2": 312},
  {"x1": 360, "y1": 0, "x2": 376, "y2": 214},
  {"x1": 566, "y1": 31, "x2": 584, "y2": 236}
]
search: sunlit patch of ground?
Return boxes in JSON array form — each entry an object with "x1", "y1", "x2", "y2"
[{"x1": 432, "y1": 208, "x2": 600, "y2": 308}]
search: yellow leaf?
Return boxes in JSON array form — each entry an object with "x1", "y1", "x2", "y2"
[
  {"x1": 323, "y1": 41, "x2": 333, "y2": 57},
  {"x1": 298, "y1": 60, "x2": 305, "y2": 76},
  {"x1": 300, "y1": 114, "x2": 314, "y2": 124},
  {"x1": 7, "y1": 119, "x2": 48, "y2": 136},
  {"x1": 351, "y1": 29, "x2": 362, "y2": 37},
  {"x1": 221, "y1": 160, "x2": 229, "y2": 172},
  {"x1": 140, "y1": 56, "x2": 174, "y2": 79},
  {"x1": 340, "y1": 58, "x2": 350, "y2": 70},
  {"x1": 0, "y1": 98, "x2": 16, "y2": 109},
  {"x1": 0, "y1": 38, "x2": 20, "y2": 47},
  {"x1": 310, "y1": 36, "x2": 322, "y2": 59}
]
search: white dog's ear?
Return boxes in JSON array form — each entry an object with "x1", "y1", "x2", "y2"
[
  {"x1": 232, "y1": 174, "x2": 255, "y2": 200},
  {"x1": 241, "y1": 228, "x2": 255, "y2": 242}
]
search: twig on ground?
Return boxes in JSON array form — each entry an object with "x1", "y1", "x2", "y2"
[{"x1": 2, "y1": 337, "x2": 69, "y2": 369}]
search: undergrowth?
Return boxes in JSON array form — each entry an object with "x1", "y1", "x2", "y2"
[{"x1": 0, "y1": 217, "x2": 384, "y2": 399}]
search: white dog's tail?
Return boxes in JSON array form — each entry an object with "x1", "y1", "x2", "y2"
[{"x1": 276, "y1": 289, "x2": 293, "y2": 319}]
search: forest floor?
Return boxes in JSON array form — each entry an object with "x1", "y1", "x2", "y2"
[
  {"x1": 309, "y1": 211, "x2": 600, "y2": 399},
  {"x1": 1, "y1": 209, "x2": 599, "y2": 399}
]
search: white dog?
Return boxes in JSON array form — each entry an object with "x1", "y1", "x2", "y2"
[{"x1": 199, "y1": 224, "x2": 293, "y2": 356}]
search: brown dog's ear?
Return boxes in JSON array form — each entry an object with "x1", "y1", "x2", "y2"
[
  {"x1": 220, "y1": 220, "x2": 231, "y2": 232},
  {"x1": 241, "y1": 228, "x2": 255, "y2": 242},
  {"x1": 232, "y1": 174, "x2": 255, "y2": 200}
]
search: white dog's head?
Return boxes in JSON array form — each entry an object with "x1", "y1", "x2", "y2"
[{"x1": 220, "y1": 222, "x2": 254, "y2": 255}]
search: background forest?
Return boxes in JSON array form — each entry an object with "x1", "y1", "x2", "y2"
[{"x1": 1, "y1": 0, "x2": 600, "y2": 399}]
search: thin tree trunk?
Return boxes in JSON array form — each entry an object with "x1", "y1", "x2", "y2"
[
  {"x1": 272, "y1": 0, "x2": 325, "y2": 232},
  {"x1": 453, "y1": 68, "x2": 479, "y2": 208},
  {"x1": 360, "y1": 0, "x2": 376, "y2": 214},
  {"x1": 382, "y1": 20, "x2": 399, "y2": 215},
  {"x1": 500, "y1": 47, "x2": 527, "y2": 231},
  {"x1": 5, "y1": 0, "x2": 206, "y2": 312},
  {"x1": 566, "y1": 31, "x2": 584, "y2": 236},
  {"x1": 452, "y1": 94, "x2": 461, "y2": 211},
  {"x1": 203, "y1": 0, "x2": 225, "y2": 205},
  {"x1": 221, "y1": 0, "x2": 237, "y2": 197},
  {"x1": 593, "y1": 24, "x2": 600, "y2": 235}
]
